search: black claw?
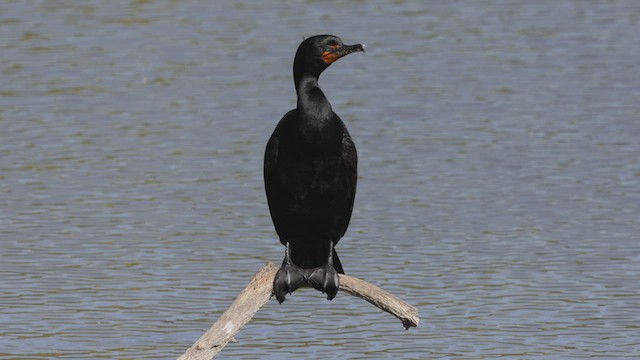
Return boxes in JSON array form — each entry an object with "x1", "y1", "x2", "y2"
[
  {"x1": 273, "y1": 263, "x2": 306, "y2": 303},
  {"x1": 308, "y1": 264, "x2": 339, "y2": 301}
]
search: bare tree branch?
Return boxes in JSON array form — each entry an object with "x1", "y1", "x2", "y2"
[{"x1": 177, "y1": 262, "x2": 419, "y2": 360}]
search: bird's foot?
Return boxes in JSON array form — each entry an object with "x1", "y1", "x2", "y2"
[
  {"x1": 273, "y1": 263, "x2": 306, "y2": 304},
  {"x1": 307, "y1": 264, "x2": 340, "y2": 300}
]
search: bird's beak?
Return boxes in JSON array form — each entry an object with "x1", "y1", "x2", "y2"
[{"x1": 322, "y1": 43, "x2": 365, "y2": 64}]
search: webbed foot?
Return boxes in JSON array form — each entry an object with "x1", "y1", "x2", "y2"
[
  {"x1": 273, "y1": 262, "x2": 306, "y2": 304},
  {"x1": 307, "y1": 264, "x2": 340, "y2": 300}
]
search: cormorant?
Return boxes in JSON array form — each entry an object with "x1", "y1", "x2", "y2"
[{"x1": 264, "y1": 35, "x2": 364, "y2": 303}]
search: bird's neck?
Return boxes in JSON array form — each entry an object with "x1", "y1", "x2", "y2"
[{"x1": 295, "y1": 75, "x2": 333, "y2": 120}]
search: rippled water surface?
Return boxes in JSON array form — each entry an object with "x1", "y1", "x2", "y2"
[{"x1": 2, "y1": 1, "x2": 640, "y2": 359}]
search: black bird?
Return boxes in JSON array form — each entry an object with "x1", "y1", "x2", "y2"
[{"x1": 264, "y1": 35, "x2": 364, "y2": 303}]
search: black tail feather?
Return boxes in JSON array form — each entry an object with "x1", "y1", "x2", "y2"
[
  {"x1": 274, "y1": 242, "x2": 344, "y2": 302},
  {"x1": 290, "y1": 242, "x2": 344, "y2": 273},
  {"x1": 332, "y1": 248, "x2": 344, "y2": 274}
]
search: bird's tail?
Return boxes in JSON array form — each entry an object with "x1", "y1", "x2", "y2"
[
  {"x1": 332, "y1": 248, "x2": 344, "y2": 274},
  {"x1": 290, "y1": 242, "x2": 344, "y2": 274}
]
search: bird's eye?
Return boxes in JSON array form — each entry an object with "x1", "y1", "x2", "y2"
[{"x1": 324, "y1": 46, "x2": 332, "y2": 52}]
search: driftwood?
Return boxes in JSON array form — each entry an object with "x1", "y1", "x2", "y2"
[{"x1": 177, "y1": 262, "x2": 419, "y2": 360}]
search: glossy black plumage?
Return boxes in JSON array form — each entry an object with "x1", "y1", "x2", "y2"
[{"x1": 264, "y1": 35, "x2": 364, "y2": 303}]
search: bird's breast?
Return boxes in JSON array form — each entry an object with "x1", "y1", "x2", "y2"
[{"x1": 291, "y1": 115, "x2": 343, "y2": 154}]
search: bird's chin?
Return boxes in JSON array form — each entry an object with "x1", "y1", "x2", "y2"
[{"x1": 322, "y1": 44, "x2": 365, "y2": 64}]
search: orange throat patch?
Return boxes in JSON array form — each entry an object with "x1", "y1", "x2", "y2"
[{"x1": 322, "y1": 51, "x2": 340, "y2": 64}]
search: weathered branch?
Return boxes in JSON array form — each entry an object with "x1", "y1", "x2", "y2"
[{"x1": 177, "y1": 262, "x2": 419, "y2": 360}]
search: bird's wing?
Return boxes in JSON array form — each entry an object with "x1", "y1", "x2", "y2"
[
  {"x1": 339, "y1": 116, "x2": 358, "y2": 237},
  {"x1": 264, "y1": 110, "x2": 296, "y2": 241}
]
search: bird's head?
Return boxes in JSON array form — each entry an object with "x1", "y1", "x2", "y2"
[{"x1": 293, "y1": 35, "x2": 365, "y2": 80}]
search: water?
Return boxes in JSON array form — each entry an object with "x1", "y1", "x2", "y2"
[{"x1": 2, "y1": 1, "x2": 640, "y2": 359}]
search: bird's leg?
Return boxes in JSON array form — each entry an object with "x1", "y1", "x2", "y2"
[
  {"x1": 273, "y1": 241, "x2": 306, "y2": 303},
  {"x1": 307, "y1": 241, "x2": 340, "y2": 300}
]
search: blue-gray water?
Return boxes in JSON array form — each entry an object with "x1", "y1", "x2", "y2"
[{"x1": 2, "y1": 1, "x2": 640, "y2": 359}]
